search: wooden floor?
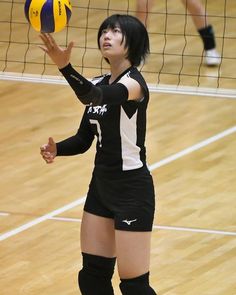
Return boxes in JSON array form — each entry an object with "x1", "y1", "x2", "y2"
[{"x1": 1, "y1": 1, "x2": 236, "y2": 294}]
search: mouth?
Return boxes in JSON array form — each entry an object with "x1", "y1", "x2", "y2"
[{"x1": 103, "y1": 42, "x2": 112, "y2": 49}]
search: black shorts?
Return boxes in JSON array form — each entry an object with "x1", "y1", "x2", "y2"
[{"x1": 84, "y1": 166, "x2": 155, "y2": 232}]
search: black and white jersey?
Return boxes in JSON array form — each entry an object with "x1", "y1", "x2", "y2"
[{"x1": 57, "y1": 67, "x2": 149, "y2": 175}]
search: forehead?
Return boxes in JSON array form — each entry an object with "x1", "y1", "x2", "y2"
[{"x1": 102, "y1": 22, "x2": 120, "y2": 30}]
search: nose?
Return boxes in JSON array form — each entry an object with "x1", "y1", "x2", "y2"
[{"x1": 104, "y1": 30, "x2": 112, "y2": 39}]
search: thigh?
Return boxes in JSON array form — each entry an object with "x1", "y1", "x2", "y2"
[
  {"x1": 115, "y1": 230, "x2": 152, "y2": 279},
  {"x1": 80, "y1": 211, "x2": 116, "y2": 258}
]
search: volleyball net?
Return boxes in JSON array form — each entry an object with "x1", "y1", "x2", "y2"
[{"x1": 1, "y1": 0, "x2": 236, "y2": 98}]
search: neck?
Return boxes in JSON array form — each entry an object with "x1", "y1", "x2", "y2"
[{"x1": 109, "y1": 58, "x2": 132, "y2": 84}]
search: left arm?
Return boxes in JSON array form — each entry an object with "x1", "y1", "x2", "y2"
[
  {"x1": 60, "y1": 64, "x2": 143, "y2": 106},
  {"x1": 39, "y1": 33, "x2": 142, "y2": 105}
]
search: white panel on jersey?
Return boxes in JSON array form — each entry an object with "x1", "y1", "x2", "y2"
[
  {"x1": 120, "y1": 107, "x2": 143, "y2": 171},
  {"x1": 91, "y1": 74, "x2": 110, "y2": 85}
]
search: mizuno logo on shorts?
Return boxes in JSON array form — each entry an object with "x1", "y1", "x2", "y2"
[{"x1": 122, "y1": 219, "x2": 137, "y2": 225}]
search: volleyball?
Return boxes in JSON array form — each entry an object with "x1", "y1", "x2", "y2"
[{"x1": 24, "y1": 0, "x2": 72, "y2": 33}]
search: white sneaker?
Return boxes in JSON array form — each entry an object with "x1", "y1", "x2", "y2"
[{"x1": 204, "y1": 48, "x2": 221, "y2": 66}]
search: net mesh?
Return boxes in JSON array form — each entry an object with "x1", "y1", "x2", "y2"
[{"x1": 1, "y1": 0, "x2": 236, "y2": 96}]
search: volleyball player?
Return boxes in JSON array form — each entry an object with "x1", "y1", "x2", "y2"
[
  {"x1": 39, "y1": 14, "x2": 157, "y2": 295},
  {"x1": 136, "y1": 0, "x2": 221, "y2": 66}
]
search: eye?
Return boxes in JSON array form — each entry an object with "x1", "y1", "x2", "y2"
[
  {"x1": 113, "y1": 27, "x2": 121, "y2": 33},
  {"x1": 102, "y1": 29, "x2": 108, "y2": 34}
]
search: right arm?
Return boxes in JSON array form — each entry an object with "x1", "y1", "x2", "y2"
[
  {"x1": 56, "y1": 128, "x2": 94, "y2": 156},
  {"x1": 40, "y1": 110, "x2": 94, "y2": 164}
]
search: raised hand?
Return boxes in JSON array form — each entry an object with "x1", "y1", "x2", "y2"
[
  {"x1": 40, "y1": 137, "x2": 57, "y2": 164},
  {"x1": 39, "y1": 33, "x2": 74, "y2": 69}
]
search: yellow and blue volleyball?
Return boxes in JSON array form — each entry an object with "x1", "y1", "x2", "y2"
[{"x1": 24, "y1": 0, "x2": 72, "y2": 33}]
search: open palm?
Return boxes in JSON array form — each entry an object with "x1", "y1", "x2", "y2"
[{"x1": 39, "y1": 33, "x2": 74, "y2": 69}]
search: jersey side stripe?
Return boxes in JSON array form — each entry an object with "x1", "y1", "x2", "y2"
[{"x1": 120, "y1": 106, "x2": 143, "y2": 171}]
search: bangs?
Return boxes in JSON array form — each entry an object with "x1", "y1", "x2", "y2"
[{"x1": 99, "y1": 15, "x2": 120, "y2": 32}]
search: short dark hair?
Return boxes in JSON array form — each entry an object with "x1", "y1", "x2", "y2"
[{"x1": 97, "y1": 14, "x2": 150, "y2": 67}]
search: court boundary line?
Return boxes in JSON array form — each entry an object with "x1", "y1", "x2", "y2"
[
  {"x1": 0, "y1": 197, "x2": 86, "y2": 241},
  {"x1": 0, "y1": 125, "x2": 236, "y2": 241},
  {"x1": 0, "y1": 212, "x2": 10, "y2": 216},
  {"x1": 49, "y1": 216, "x2": 236, "y2": 236},
  {"x1": 1, "y1": 214, "x2": 236, "y2": 237},
  {"x1": 1, "y1": 71, "x2": 236, "y2": 99},
  {"x1": 148, "y1": 125, "x2": 236, "y2": 170}
]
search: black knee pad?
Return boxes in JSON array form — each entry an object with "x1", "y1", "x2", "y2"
[
  {"x1": 78, "y1": 252, "x2": 116, "y2": 295},
  {"x1": 120, "y1": 272, "x2": 157, "y2": 295}
]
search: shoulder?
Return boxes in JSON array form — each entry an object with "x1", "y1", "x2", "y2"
[
  {"x1": 129, "y1": 68, "x2": 148, "y2": 90},
  {"x1": 118, "y1": 67, "x2": 149, "y2": 101}
]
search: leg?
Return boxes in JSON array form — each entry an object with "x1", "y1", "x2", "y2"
[
  {"x1": 78, "y1": 211, "x2": 116, "y2": 295},
  {"x1": 80, "y1": 211, "x2": 116, "y2": 257},
  {"x1": 181, "y1": 0, "x2": 207, "y2": 29},
  {"x1": 136, "y1": 0, "x2": 154, "y2": 26},
  {"x1": 181, "y1": 0, "x2": 221, "y2": 65},
  {"x1": 116, "y1": 230, "x2": 157, "y2": 294}
]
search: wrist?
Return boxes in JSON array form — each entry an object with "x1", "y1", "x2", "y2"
[{"x1": 58, "y1": 63, "x2": 71, "y2": 71}]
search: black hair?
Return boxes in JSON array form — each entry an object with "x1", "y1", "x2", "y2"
[{"x1": 97, "y1": 14, "x2": 150, "y2": 67}]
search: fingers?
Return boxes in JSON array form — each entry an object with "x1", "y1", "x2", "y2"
[
  {"x1": 40, "y1": 144, "x2": 47, "y2": 153},
  {"x1": 40, "y1": 149, "x2": 55, "y2": 164},
  {"x1": 40, "y1": 142, "x2": 55, "y2": 164},
  {"x1": 66, "y1": 41, "x2": 74, "y2": 54},
  {"x1": 48, "y1": 137, "x2": 55, "y2": 146},
  {"x1": 39, "y1": 33, "x2": 53, "y2": 46},
  {"x1": 39, "y1": 33, "x2": 73, "y2": 53},
  {"x1": 47, "y1": 33, "x2": 57, "y2": 47},
  {"x1": 42, "y1": 152, "x2": 54, "y2": 163},
  {"x1": 38, "y1": 45, "x2": 48, "y2": 53},
  {"x1": 39, "y1": 33, "x2": 49, "y2": 48},
  {"x1": 38, "y1": 33, "x2": 73, "y2": 68},
  {"x1": 39, "y1": 33, "x2": 56, "y2": 51}
]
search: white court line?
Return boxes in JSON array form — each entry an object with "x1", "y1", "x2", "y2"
[
  {"x1": 2, "y1": 214, "x2": 235, "y2": 236},
  {"x1": 154, "y1": 225, "x2": 236, "y2": 237},
  {"x1": 49, "y1": 216, "x2": 236, "y2": 236},
  {"x1": 148, "y1": 125, "x2": 236, "y2": 170},
  {"x1": 0, "y1": 197, "x2": 86, "y2": 241},
  {"x1": 0, "y1": 125, "x2": 236, "y2": 241},
  {"x1": 0, "y1": 212, "x2": 10, "y2": 216},
  {"x1": 1, "y1": 72, "x2": 236, "y2": 99},
  {"x1": 49, "y1": 216, "x2": 82, "y2": 223}
]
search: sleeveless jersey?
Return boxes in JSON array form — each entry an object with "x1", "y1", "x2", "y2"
[{"x1": 77, "y1": 67, "x2": 149, "y2": 175}]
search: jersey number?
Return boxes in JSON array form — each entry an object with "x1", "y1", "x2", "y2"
[{"x1": 90, "y1": 119, "x2": 102, "y2": 147}]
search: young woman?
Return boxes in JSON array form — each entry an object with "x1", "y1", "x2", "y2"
[
  {"x1": 136, "y1": 0, "x2": 221, "y2": 66},
  {"x1": 39, "y1": 14, "x2": 157, "y2": 295}
]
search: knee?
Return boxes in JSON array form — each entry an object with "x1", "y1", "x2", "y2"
[
  {"x1": 78, "y1": 252, "x2": 116, "y2": 295},
  {"x1": 119, "y1": 272, "x2": 157, "y2": 295}
]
